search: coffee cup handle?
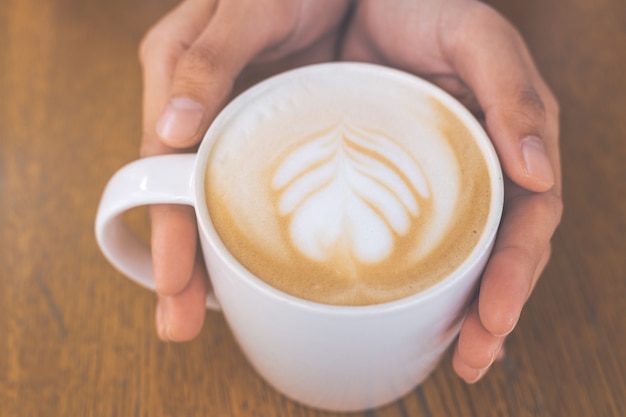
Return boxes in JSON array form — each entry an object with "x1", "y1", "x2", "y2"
[{"x1": 95, "y1": 154, "x2": 220, "y2": 311}]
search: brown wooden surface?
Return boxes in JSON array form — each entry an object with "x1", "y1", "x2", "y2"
[{"x1": 1, "y1": 0, "x2": 625, "y2": 416}]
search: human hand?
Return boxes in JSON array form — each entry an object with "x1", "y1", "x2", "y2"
[
  {"x1": 138, "y1": 0, "x2": 353, "y2": 341},
  {"x1": 341, "y1": 0, "x2": 563, "y2": 382}
]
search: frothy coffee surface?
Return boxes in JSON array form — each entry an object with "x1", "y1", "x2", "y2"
[{"x1": 205, "y1": 66, "x2": 491, "y2": 305}]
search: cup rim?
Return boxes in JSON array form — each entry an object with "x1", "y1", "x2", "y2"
[{"x1": 193, "y1": 62, "x2": 503, "y2": 315}]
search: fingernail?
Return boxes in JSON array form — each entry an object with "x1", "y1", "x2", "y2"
[
  {"x1": 493, "y1": 313, "x2": 519, "y2": 337},
  {"x1": 156, "y1": 97, "x2": 205, "y2": 145},
  {"x1": 156, "y1": 302, "x2": 170, "y2": 341},
  {"x1": 521, "y1": 136, "x2": 555, "y2": 188},
  {"x1": 464, "y1": 367, "x2": 484, "y2": 384}
]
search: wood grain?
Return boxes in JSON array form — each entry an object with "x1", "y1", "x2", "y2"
[{"x1": 1, "y1": 0, "x2": 624, "y2": 416}]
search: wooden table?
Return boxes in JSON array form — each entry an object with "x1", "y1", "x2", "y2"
[{"x1": 1, "y1": 0, "x2": 624, "y2": 416}]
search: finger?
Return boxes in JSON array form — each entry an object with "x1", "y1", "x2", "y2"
[
  {"x1": 150, "y1": 204, "x2": 198, "y2": 296},
  {"x1": 444, "y1": 2, "x2": 560, "y2": 193},
  {"x1": 529, "y1": 242, "x2": 552, "y2": 296},
  {"x1": 453, "y1": 302, "x2": 506, "y2": 383},
  {"x1": 494, "y1": 344, "x2": 506, "y2": 362},
  {"x1": 155, "y1": 0, "x2": 299, "y2": 149},
  {"x1": 478, "y1": 186, "x2": 563, "y2": 337},
  {"x1": 156, "y1": 256, "x2": 208, "y2": 342},
  {"x1": 139, "y1": 0, "x2": 218, "y2": 157},
  {"x1": 454, "y1": 244, "x2": 552, "y2": 383},
  {"x1": 138, "y1": 1, "x2": 217, "y2": 343}
]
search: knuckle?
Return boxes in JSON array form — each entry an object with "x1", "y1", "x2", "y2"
[
  {"x1": 525, "y1": 191, "x2": 564, "y2": 235},
  {"x1": 250, "y1": 0, "x2": 298, "y2": 43},
  {"x1": 490, "y1": 83, "x2": 551, "y2": 136},
  {"x1": 178, "y1": 43, "x2": 223, "y2": 76},
  {"x1": 513, "y1": 84, "x2": 547, "y2": 129},
  {"x1": 138, "y1": 27, "x2": 161, "y2": 65},
  {"x1": 547, "y1": 191, "x2": 564, "y2": 225},
  {"x1": 138, "y1": 27, "x2": 187, "y2": 71},
  {"x1": 544, "y1": 243, "x2": 553, "y2": 263},
  {"x1": 524, "y1": 190, "x2": 564, "y2": 242},
  {"x1": 496, "y1": 243, "x2": 535, "y2": 270},
  {"x1": 544, "y1": 88, "x2": 560, "y2": 117},
  {"x1": 172, "y1": 43, "x2": 234, "y2": 95},
  {"x1": 138, "y1": 34, "x2": 150, "y2": 64},
  {"x1": 535, "y1": 190, "x2": 563, "y2": 228},
  {"x1": 170, "y1": 43, "x2": 239, "y2": 102},
  {"x1": 518, "y1": 85, "x2": 545, "y2": 114}
]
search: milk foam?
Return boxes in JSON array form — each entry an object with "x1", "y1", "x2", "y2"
[
  {"x1": 272, "y1": 122, "x2": 428, "y2": 265},
  {"x1": 205, "y1": 65, "x2": 490, "y2": 305}
]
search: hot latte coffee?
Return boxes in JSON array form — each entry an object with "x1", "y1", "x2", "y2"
[{"x1": 205, "y1": 64, "x2": 492, "y2": 306}]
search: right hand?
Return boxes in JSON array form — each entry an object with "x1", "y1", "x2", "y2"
[
  {"x1": 340, "y1": 0, "x2": 562, "y2": 383},
  {"x1": 138, "y1": 0, "x2": 353, "y2": 342}
]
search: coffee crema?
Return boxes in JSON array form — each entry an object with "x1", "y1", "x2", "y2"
[{"x1": 205, "y1": 65, "x2": 491, "y2": 306}]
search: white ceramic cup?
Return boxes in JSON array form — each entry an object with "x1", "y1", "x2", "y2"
[{"x1": 95, "y1": 63, "x2": 503, "y2": 412}]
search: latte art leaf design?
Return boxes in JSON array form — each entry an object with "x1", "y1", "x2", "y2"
[{"x1": 272, "y1": 123, "x2": 430, "y2": 264}]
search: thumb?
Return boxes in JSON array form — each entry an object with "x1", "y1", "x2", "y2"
[
  {"x1": 156, "y1": 1, "x2": 295, "y2": 149},
  {"x1": 446, "y1": 3, "x2": 559, "y2": 192}
]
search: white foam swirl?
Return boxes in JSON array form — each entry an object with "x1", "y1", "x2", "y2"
[{"x1": 272, "y1": 123, "x2": 429, "y2": 264}]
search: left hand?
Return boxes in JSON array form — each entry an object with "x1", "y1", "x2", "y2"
[
  {"x1": 138, "y1": 0, "x2": 353, "y2": 342},
  {"x1": 341, "y1": 0, "x2": 563, "y2": 383}
]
